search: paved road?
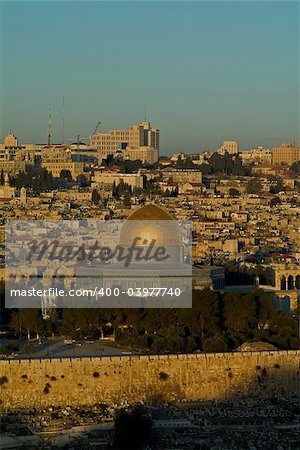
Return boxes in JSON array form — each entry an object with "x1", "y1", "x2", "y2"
[{"x1": 0, "y1": 338, "x2": 135, "y2": 359}]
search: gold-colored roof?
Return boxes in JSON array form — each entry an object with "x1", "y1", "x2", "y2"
[
  {"x1": 120, "y1": 204, "x2": 180, "y2": 246},
  {"x1": 126, "y1": 204, "x2": 174, "y2": 221}
]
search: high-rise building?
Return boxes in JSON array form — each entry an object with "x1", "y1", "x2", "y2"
[
  {"x1": 272, "y1": 144, "x2": 300, "y2": 166},
  {"x1": 90, "y1": 121, "x2": 159, "y2": 159}
]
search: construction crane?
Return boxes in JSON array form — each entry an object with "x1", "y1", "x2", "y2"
[
  {"x1": 68, "y1": 134, "x2": 90, "y2": 149},
  {"x1": 92, "y1": 121, "x2": 101, "y2": 136},
  {"x1": 69, "y1": 121, "x2": 101, "y2": 148}
]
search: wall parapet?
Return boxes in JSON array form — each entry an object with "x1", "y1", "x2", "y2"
[
  {"x1": 0, "y1": 350, "x2": 300, "y2": 364},
  {"x1": 1, "y1": 349, "x2": 300, "y2": 365}
]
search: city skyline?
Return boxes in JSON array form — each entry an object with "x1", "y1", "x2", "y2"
[
  {"x1": 1, "y1": 3, "x2": 300, "y2": 446},
  {"x1": 1, "y1": 1, "x2": 299, "y2": 153}
]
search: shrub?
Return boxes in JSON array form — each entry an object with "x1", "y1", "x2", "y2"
[
  {"x1": 93, "y1": 371, "x2": 100, "y2": 378},
  {"x1": 202, "y1": 335, "x2": 228, "y2": 353},
  {"x1": 113, "y1": 405, "x2": 152, "y2": 449}
]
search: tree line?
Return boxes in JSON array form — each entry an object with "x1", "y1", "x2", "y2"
[{"x1": 1, "y1": 282, "x2": 298, "y2": 353}]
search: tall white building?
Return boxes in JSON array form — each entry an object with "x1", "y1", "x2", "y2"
[{"x1": 90, "y1": 121, "x2": 159, "y2": 160}]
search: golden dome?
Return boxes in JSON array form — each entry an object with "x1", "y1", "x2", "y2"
[
  {"x1": 126, "y1": 204, "x2": 175, "y2": 221},
  {"x1": 120, "y1": 204, "x2": 182, "y2": 247}
]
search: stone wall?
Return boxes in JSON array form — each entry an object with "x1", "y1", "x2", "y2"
[{"x1": 0, "y1": 351, "x2": 299, "y2": 410}]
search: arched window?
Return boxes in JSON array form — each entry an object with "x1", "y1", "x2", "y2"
[
  {"x1": 280, "y1": 275, "x2": 286, "y2": 290},
  {"x1": 288, "y1": 275, "x2": 294, "y2": 290},
  {"x1": 295, "y1": 275, "x2": 300, "y2": 289}
]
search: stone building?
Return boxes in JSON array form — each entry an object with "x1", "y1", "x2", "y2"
[
  {"x1": 123, "y1": 146, "x2": 158, "y2": 164},
  {"x1": 218, "y1": 140, "x2": 239, "y2": 154},
  {"x1": 4, "y1": 132, "x2": 18, "y2": 147},
  {"x1": 272, "y1": 143, "x2": 300, "y2": 166},
  {"x1": 92, "y1": 171, "x2": 143, "y2": 189},
  {"x1": 163, "y1": 169, "x2": 202, "y2": 184},
  {"x1": 40, "y1": 145, "x2": 86, "y2": 178},
  {"x1": 90, "y1": 121, "x2": 159, "y2": 159}
]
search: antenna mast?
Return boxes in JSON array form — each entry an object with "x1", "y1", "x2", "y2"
[
  {"x1": 62, "y1": 95, "x2": 65, "y2": 145},
  {"x1": 47, "y1": 106, "x2": 52, "y2": 145}
]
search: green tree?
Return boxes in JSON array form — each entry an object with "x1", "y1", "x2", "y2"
[
  {"x1": 223, "y1": 292, "x2": 256, "y2": 332},
  {"x1": 60, "y1": 169, "x2": 73, "y2": 181},
  {"x1": 203, "y1": 335, "x2": 228, "y2": 353},
  {"x1": 176, "y1": 156, "x2": 196, "y2": 169},
  {"x1": 10, "y1": 309, "x2": 44, "y2": 340},
  {"x1": 10, "y1": 168, "x2": 54, "y2": 192},
  {"x1": 76, "y1": 174, "x2": 89, "y2": 187},
  {"x1": 113, "y1": 405, "x2": 152, "y2": 449},
  {"x1": 91, "y1": 189, "x2": 100, "y2": 205},
  {"x1": 291, "y1": 161, "x2": 300, "y2": 174},
  {"x1": 254, "y1": 290, "x2": 277, "y2": 330},
  {"x1": 269, "y1": 177, "x2": 284, "y2": 194},
  {"x1": 112, "y1": 181, "x2": 117, "y2": 197},
  {"x1": 123, "y1": 191, "x2": 131, "y2": 207},
  {"x1": 229, "y1": 188, "x2": 240, "y2": 197},
  {"x1": 178, "y1": 288, "x2": 220, "y2": 335},
  {"x1": 270, "y1": 196, "x2": 281, "y2": 207},
  {"x1": 247, "y1": 178, "x2": 262, "y2": 194},
  {"x1": 200, "y1": 153, "x2": 248, "y2": 176}
]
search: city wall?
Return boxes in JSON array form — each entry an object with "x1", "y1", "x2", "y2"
[{"x1": 0, "y1": 351, "x2": 299, "y2": 410}]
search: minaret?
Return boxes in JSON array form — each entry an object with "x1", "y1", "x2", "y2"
[
  {"x1": 20, "y1": 187, "x2": 27, "y2": 206},
  {"x1": 4, "y1": 173, "x2": 9, "y2": 187}
]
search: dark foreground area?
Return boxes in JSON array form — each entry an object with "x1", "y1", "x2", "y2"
[{"x1": 1, "y1": 398, "x2": 299, "y2": 449}]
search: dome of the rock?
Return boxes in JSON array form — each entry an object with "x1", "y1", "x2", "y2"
[{"x1": 119, "y1": 204, "x2": 182, "y2": 248}]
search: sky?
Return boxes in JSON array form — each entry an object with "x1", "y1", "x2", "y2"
[{"x1": 0, "y1": 1, "x2": 299, "y2": 154}]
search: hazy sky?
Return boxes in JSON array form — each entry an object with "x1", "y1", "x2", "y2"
[{"x1": 0, "y1": 1, "x2": 299, "y2": 154}]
